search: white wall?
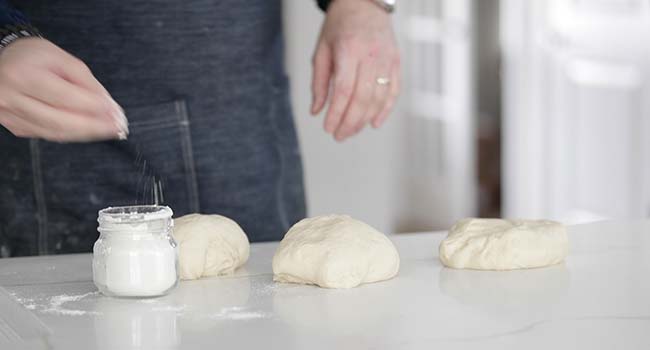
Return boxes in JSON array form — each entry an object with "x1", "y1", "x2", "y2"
[{"x1": 283, "y1": 0, "x2": 407, "y2": 233}]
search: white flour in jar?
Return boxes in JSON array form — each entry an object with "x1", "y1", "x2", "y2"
[
  {"x1": 93, "y1": 235, "x2": 177, "y2": 296},
  {"x1": 93, "y1": 206, "x2": 178, "y2": 297}
]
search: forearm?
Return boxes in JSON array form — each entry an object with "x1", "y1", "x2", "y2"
[{"x1": 0, "y1": 1, "x2": 40, "y2": 50}]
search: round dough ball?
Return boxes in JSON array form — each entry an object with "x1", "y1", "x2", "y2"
[
  {"x1": 439, "y1": 218, "x2": 569, "y2": 270},
  {"x1": 272, "y1": 215, "x2": 400, "y2": 289},
  {"x1": 172, "y1": 214, "x2": 249, "y2": 280}
]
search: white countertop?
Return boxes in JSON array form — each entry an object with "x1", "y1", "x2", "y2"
[{"x1": 1, "y1": 220, "x2": 649, "y2": 350}]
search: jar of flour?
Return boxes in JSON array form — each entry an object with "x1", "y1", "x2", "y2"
[{"x1": 93, "y1": 205, "x2": 178, "y2": 297}]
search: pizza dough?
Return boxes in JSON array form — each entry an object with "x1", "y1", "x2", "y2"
[
  {"x1": 172, "y1": 214, "x2": 249, "y2": 280},
  {"x1": 439, "y1": 218, "x2": 568, "y2": 270},
  {"x1": 272, "y1": 215, "x2": 400, "y2": 289}
]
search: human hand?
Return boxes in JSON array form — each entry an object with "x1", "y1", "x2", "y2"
[
  {"x1": 311, "y1": 0, "x2": 400, "y2": 141},
  {"x1": 0, "y1": 38, "x2": 128, "y2": 142}
]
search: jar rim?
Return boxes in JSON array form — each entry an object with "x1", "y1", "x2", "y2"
[{"x1": 98, "y1": 205, "x2": 173, "y2": 224}]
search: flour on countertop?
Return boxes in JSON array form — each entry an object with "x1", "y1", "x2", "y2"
[
  {"x1": 139, "y1": 298, "x2": 159, "y2": 304},
  {"x1": 41, "y1": 291, "x2": 101, "y2": 316},
  {"x1": 152, "y1": 305, "x2": 187, "y2": 313},
  {"x1": 251, "y1": 282, "x2": 277, "y2": 297},
  {"x1": 49, "y1": 291, "x2": 98, "y2": 306},
  {"x1": 11, "y1": 290, "x2": 272, "y2": 320},
  {"x1": 9, "y1": 293, "x2": 37, "y2": 310},
  {"x1": 11, "y1": 291, "x2": 101, "y2": 316},
  {"x1": 207, "y1": 306, "x2": 271, "y2": 321}
]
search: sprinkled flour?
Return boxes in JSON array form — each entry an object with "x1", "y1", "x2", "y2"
[
  {"x1": 151, "y1": 305, "x2": 187, "y2": 313},
  {"x1": 208, "y1": 306, "x2": 271, "y2": 321},
  {"x1": 10, "y1": 290, "x2": 273, "y2": 320},
  {"x1": 11, "y1": 291, "x2": 100, "y2": 316},
  {"x1": 251, "y1": 282, "x2": 278, "y2": 297},
  {"x1": 139, "y1": 298, "x2": 159, "y2": 304},
  {"x1": 10, "y1": 294, "x2": 37, "y2": 310}
]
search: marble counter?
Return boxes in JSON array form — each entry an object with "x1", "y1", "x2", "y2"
[{"x1": 1, "y1": 220, "x2": 649, "y2": 349}]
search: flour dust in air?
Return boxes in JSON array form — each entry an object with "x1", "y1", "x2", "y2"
[{"x1": 132, "y1": 148, "x2": 165, "y2": 206}]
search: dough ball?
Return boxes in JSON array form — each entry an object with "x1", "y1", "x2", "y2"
[
  {"x1": 439, "y1": 218, "x2": 568, "y2": 270},
  {"x1": 172, "y1": 214, "x2": 249, "y2": 280},
  {"x1": 272, "y1": 215, "x2": 400, "y2": 289}
]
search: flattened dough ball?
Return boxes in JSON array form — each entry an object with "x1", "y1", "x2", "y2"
[
  {"x1": 439, "y1": 218, "x2": 568, "y2": 270},
  {"x1": 272, "y1": 215, "x2": 400, "y2": 289},
  {"x1": 173, "y1": 214, "x2": 249, "y2": 280}
]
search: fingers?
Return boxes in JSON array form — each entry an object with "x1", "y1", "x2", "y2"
[
  {"x1": 311, "y1": 44, "x2": 333, "y2": 115},
  {"x1": 10, "y1": 70, "x2": 128, "y2": 140},
  {"x1": 0, "y1": 111, "x2": 50, "y2": 138},
  {"x1": 355, "y1": 58, "x2": 392, "y2": 133},
  {"x1": 24, "y1": 71, "x2": 113, "y2": 118},
  {"x1": 323, "y1": 52, "x2": 357, "y2": 134},
  {"x1": 0, "y1": 38, "x2": 128, "y2": 142},
  {"x1": 53, "y1": 49, "x2": 110, "y2": 96},
  {"x1": 333, "y1": 59, "x2": 375, "y2": 141},
  {"x1": 47, "y1": 51, "x2": 129, "y2": 138},
  {"x1": 320, "y1": 40, "x2": 399, "y2": 141},
  {"x1": 372, "y1": 59, "x2": 400, "y2": 128},
  {"x1": 10, "y1": 94, "x2": 123, "y2": 142}
]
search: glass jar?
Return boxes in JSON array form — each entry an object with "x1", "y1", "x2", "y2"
[{"x1": 93, "y1": 205, "x2": 178, "y2": 298}]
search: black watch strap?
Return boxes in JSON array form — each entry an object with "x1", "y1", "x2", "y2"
[
  {"x1": 0, "y1": 2, "x2": 42, "y2": 51},
  {"x1": 317, "y1": 0, "x2": 333, "y2": 12},
  {"x1": 0, "y1": 23, "x2": 41, "y2": 50},
  {"x1": 317, "y1": 0, "x2": 395, "y2": 13}
]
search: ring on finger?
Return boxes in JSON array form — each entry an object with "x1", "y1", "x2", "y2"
[{"x1": 376, "y1": 77, "x2": 391, "y2": 85}]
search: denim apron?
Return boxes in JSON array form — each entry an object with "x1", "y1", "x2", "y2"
[{"x1": 0, "y1": 0, "x2": 306, "y2": 257}]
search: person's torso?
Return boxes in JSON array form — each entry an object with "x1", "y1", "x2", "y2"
[{"x1": 0, "y1": 0, "x2": 306, "y2": 257}]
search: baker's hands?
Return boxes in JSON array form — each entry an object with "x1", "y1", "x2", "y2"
[
  {"x1": 311, "y1": 0, "x2": 400, "y2": 142},
  {"x1": 0, "y1": 38, "x2": 128, "y2": 142}
]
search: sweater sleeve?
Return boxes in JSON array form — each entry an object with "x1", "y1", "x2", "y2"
[
  {"x1": 0, "y1": 0, "x2": 41, "y2": 50},
  {"x1": 316, "y1": 0, "x2": 333, "y2": 12}
]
